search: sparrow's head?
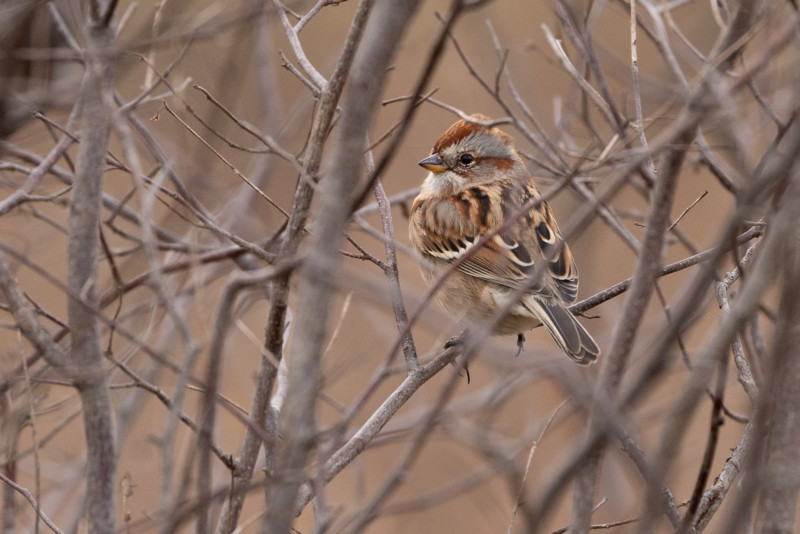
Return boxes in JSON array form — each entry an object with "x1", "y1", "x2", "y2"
[{"x1": 419, "y1": 114, "x2": 523, "y2": 192}]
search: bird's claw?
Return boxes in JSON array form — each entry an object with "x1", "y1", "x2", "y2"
[
  {"x1": 443, "y1": 331, "x2": 470, "y2": 384},
  {"x1": 515, "y1": 333, "x2": 525, "y2": 357}
]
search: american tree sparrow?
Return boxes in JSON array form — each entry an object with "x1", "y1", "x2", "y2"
[{"x1": 409, "y1": 115, "x2": 600, "y2": 364}]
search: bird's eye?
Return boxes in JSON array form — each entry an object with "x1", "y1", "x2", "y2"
[{"x1": 459, "y1": 153, "x2": 474, "y2": 165}]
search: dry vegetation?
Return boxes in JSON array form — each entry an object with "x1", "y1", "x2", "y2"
[{"x1": 1, "y1": 0, "x2": 800, "y2": 532}]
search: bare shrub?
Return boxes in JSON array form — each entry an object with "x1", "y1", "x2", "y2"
[{"x1": 1, "y1": 0, "x2": 799, "y2": 533}]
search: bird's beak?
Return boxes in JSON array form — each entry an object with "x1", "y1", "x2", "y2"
[{"x1": 418, "y1": 154, "x2": 446, "y2": 172}]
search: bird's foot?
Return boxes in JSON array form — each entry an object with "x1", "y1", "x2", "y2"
[
  {"x1": 444, "y1": 330, "x2": 466, "y2": 350},
  {"x1": 515, "y1": 333, "x2": 525, "y2": 357},
  {"x1": 457, "y1": 360, "x2": 471, "y2": 384},
  {"x1": 443, "y1": 330, "x2": 471, "y2": 384},
  {"x1": 444, "y1": 336, "x2": 461, "y2": 350}
]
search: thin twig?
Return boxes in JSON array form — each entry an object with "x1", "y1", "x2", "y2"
[
  {"x1": 0, "y1": 474, "x2": 64, "y2": 534},
  {"x1": 271, "y1": 0, "x2": 328, "y2": 89},
  {"x1": 668, "y1": 190, "x2": 708, "y2": 231},
  {"x1": 507, "y1": 401, "x2": 566, "y2": 534},
  {"x1": 160, "y1": 101, "x2": 289, "y2": 217}
]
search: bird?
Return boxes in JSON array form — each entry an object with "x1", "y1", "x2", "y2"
[{"x1": 409, "y1": 114, "x2": 600, "y2": 365}]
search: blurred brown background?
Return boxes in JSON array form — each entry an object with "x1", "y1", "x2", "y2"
[{"x1": 1, "y1": 0, "x2": 795, "y2": 532}]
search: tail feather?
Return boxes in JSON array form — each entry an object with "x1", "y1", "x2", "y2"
[{"x1": 524, "y1": 299, "x2": 600, "y2": 364}]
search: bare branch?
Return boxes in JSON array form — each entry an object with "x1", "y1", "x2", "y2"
[
  {"x1": 3, "y1": 1, "x2": 798, "y2": 532},
  {"x1": 0, "y1": 474, "x2": 63, "y2": 534},
  {"x1": 271, "y1": 0, "x2": 329, "y2": 90},
  {"x1": 67, "y1": 13, "x2": 118, "y2": 532},
  {"x1": 370, "y1": 162, "x2": 418, "y2": 372}
]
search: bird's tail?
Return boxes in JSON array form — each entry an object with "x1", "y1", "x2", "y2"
[{"x1": 524, "y1": 298, "x2": 600, "y2": 364}]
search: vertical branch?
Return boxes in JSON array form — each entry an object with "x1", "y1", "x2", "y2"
[
  {"x1": 570, "y1": 116, "x2": 694, "y2": 533},
  {"x1": 570, "y1": 0, "x2": 761, "y2": 527},
  {"x1": 637, "y1": 175, "x2": 797, "y2": 534},
  {"x1": 752, "y1": 179, "x2": 800, "y2": 533},
  {"x1": 262, "y1": 0, "x2": 375, "y2": 417},
  {"x1": 347, "y1": 0, "x2": 469, "y2": 210},
  {"x1": 68, "y1": 10, "x2": 118, "y2": 534},
  {"x1": 114, "y1": 115, "x2": 201, "y2": 534},
  {"x1": 261, "y1": 1, "x2": 422, "y2": 532},
  {"x1": 628, "y1": 0, "x2": 657, "y2": 177},
  {"x1": 196, "y1": 270, "x2": 273, "y2": 534},
  {"x1": 371, "y1": 170, "x2": 418, "y2": 372},
  {"x1": 678, "y1": 349, "x2": 727, "y2": 531},
  {"x1": 217, "y1": 1, "x2": 377, "y2": 531},
  {"x1": 213, "y1": 310, "x2": 286, "y2": 534}
]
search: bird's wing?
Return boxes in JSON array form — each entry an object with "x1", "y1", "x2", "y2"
[{"x1": 410, "y1": 180, "x2": 579, "y2": 303}]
